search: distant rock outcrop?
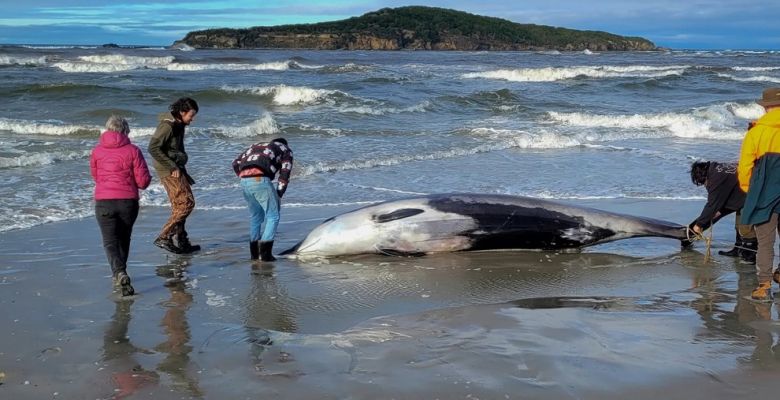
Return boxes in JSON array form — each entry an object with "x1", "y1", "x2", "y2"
[{"x1": 176, "y1": 6, "x2": 656, "y2": 51}]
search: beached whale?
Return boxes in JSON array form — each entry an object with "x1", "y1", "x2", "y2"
[{"x1": 281, "y1": 193, "x2": 689, "y2": 258}]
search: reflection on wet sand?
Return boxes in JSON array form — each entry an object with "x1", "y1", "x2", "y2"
[
  {"x1": 154, "y1": 258, "x2": 203, "y2": 397},
  {"x1": 734, "y1": 270, "x2": 780, "y2": 369},
  {"x1": 247, "y1": 263, "x2": 298, "y2": 375},
  {"x1": 683, "y1": 254, "x2": 780, "y2": 372},
  {"x1": 102, "y1": 300, "x2": 158, "y2": 399}
]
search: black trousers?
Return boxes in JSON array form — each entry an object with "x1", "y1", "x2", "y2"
[{"x1": 95, "y1": 199, "x2": 139, "y2": 276}]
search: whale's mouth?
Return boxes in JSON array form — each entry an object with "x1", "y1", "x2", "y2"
[
  {"x1": 279, "y1": 240, "x2": 303, "y2": 255},
  {"x1": 280, "y1": 234, "x2": 324, "y2": 256}
]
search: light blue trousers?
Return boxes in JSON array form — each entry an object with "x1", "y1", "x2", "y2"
[{"x1": 240, "y1": 177, "x2": 280, "y2": 242}]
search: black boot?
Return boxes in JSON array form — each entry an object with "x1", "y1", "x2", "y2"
[
  {"x1": 718, "y1": 232, "x2": 742, "y2": 257},
  {"x1": 740, "y1": 238, "x2": 757, "y2": 264},
  {"x1": 259, "y1": 241, "x2": 276, "y2": 262},
  {"x1": 177, "y1": 232, "x2": 201, "y2": 254},
  {"x1": 154, "y1": 237, "x2": 183, "y2": 254},
  {"x1": 250, "y1": 241, "x2": 260, "y2": 260}
]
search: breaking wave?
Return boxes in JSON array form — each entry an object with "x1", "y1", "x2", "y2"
[
  {"x1": 221, "y1": 84, "x2": 343, "y2": 105},
  {"x1": 49, "y1": 54, "x2": 312, "y2": 73},
  {"x1": 0, "y1": 150, "x2": 91, "y2": 169},
  {"x1": 214, "y1": 114, "x2": 281, "y2": 138},
  {"x1": 547, "y1": 102, "x2": 763, "y2": 140},
  {"x1": 337, "y1": 101, "x2": 431, "y2": 115},
  {"x1": 717, "y1": 73, "x2": 780, "y2": 84},
  {"x1": 462, "y1": 65, "x2": 689, "y2": 82},
  {"x1": 0, "y1": 118, "x2": 156, "y2": 137},
  {"x1": 0, "y1": 55, "x2": 48, "y2": 66}
]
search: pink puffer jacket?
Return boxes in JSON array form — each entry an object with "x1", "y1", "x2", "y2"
[{"x1": 90, "y1": 131, "x2": 151, "y2": 200}]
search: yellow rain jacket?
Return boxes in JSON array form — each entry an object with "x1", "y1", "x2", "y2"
[{"x1": 737, "y1": 108, "x2": 780, "y2": 192}]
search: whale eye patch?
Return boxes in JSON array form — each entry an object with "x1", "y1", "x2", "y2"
[{"x1": 373, "y1": 208, "x2": 425, "y2": 223}]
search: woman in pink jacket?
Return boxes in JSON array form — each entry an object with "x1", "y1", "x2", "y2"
[{"x1": 90, "y1": 116, "x2": 151, "y2": 296}]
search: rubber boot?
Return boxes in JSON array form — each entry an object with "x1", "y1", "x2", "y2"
[
  {"x1": 177, "y1": 232, "x2": 201, "y2": 253},
  {"x1": 740, "y1": 238, "x2": 757, "y2": 264},
  {"x1": 259, "y1": 241, "x2": 277, "y2": 262},
  {"x1": 154, "y1": 236, "x2": 183, "y2": 254},
  {"x1": 718, "y1": 231, "x2": 742, "y2": 257},
  {"x1": 250, "y1": 241, "x2": 260, "y2": 260}
]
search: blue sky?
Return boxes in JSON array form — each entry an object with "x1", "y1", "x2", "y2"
[{"x1": 1, "y1": 0, "x2": 778, "y2": 49}]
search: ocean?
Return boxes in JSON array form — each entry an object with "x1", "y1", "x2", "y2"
[{"x1": 1, "y1": 45, "x2": 777, "y2": 232}]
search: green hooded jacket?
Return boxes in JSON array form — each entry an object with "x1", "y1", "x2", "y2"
[{"x1": 147, "y1": 112, "x2": 193, "y2": 183}]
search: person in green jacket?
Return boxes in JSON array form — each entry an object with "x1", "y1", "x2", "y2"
[{"x1": 148, "y1": 97, "x2": 200, "y2": 254}]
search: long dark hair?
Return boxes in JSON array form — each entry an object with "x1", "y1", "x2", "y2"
[
  {"x1": 690, "y1": 161, "x2": 710, "y2": 186},
  {"x1": 169, "y1": 97, "x2": 199, "y2": 120}
]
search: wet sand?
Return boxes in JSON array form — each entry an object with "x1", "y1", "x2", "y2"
[{"x1": 2, "y1": 199, "x2": 780, "y2": 399}]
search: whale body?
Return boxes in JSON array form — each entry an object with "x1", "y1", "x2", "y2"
[{"x1": 281, "y1": 193, "x2": 688, "y2": 258}]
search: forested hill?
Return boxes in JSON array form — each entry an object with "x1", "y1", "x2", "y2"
[{"x1": 177, "y1": 6, "x2": 657, "y2": 51}]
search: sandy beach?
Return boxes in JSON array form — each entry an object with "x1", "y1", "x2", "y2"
[{"x1": 2, "y1": 198, "x2": 780, "y2": 399}]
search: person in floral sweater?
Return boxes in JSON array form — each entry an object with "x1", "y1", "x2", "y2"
[{"x1": 232, "y1": 138, "x2": 293, "y2": 261}]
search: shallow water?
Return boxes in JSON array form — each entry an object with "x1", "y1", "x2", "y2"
[{"x1": 2, "y1": 201, "x2": 780, "y2": 399}]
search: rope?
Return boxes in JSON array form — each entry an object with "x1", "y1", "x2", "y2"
[{"x1": 703, "y1": 224, "x2": 713, "y2": 263}]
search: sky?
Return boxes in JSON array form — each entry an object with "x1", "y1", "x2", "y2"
[{"x1": 0, "y1": 0, "x2": 778, "y2": 50}]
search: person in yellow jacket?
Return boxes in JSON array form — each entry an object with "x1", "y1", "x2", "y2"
[{"x1": 737, "y1": 87, "x2": 780, "y2": 301}]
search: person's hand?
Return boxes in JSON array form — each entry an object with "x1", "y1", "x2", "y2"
[
  {"x1": 692, "y1": 224, "x2": 703, "y2": 235},
  {"x1": 171, "y1": 168, "x2": 180, "y2": 178}
]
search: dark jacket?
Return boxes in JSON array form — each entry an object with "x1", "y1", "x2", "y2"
[
  {"x1": 232, "y1": 140, "x2": 294, "y2": 196},
  {"x1": 148, "y1": 112, "x2": 194, "y2": 184},
  {"x1": 742, "y1": 154, "x2": 780, "y2": 225},
  {"x1": 694, "y1": 162, "x2": 746, "y2": 229}
]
